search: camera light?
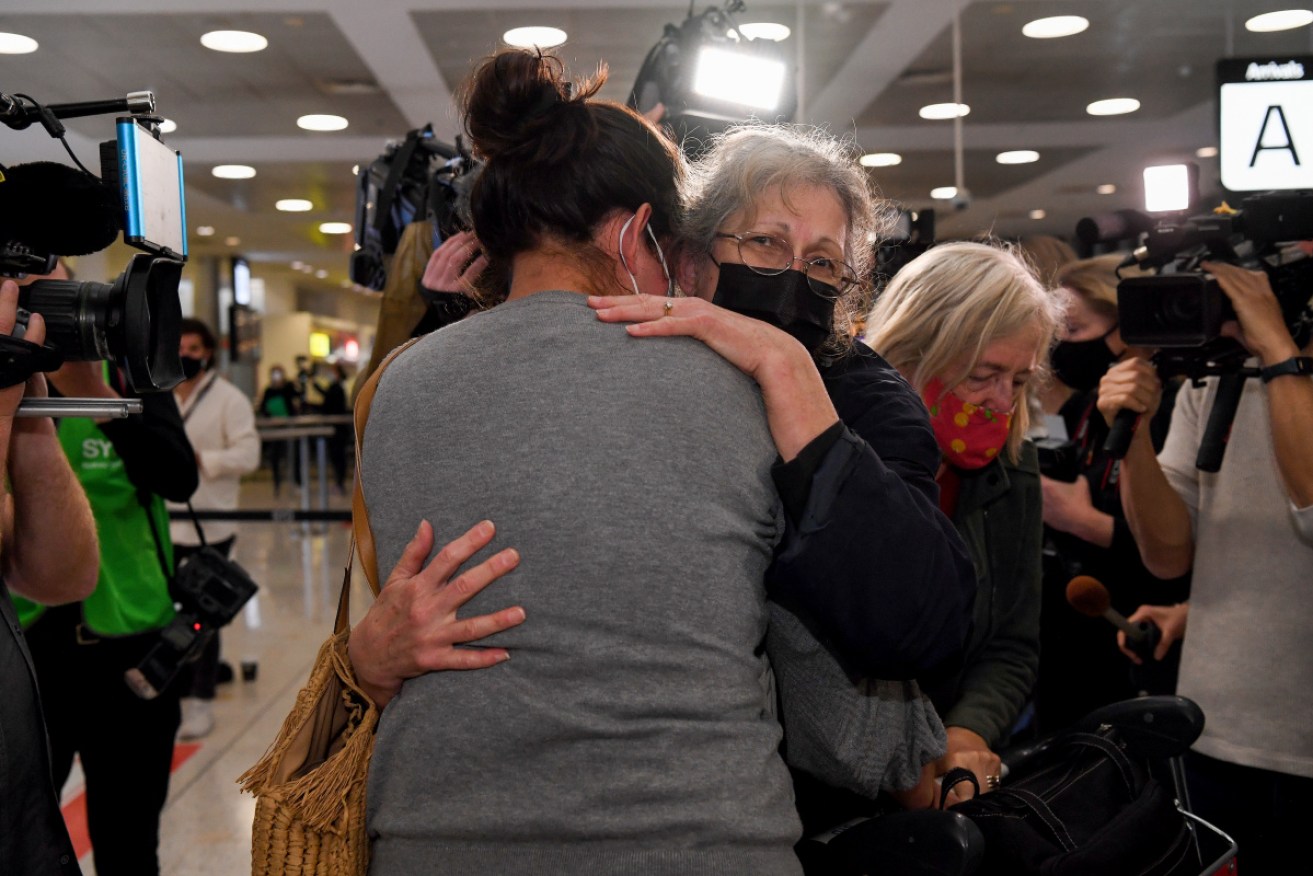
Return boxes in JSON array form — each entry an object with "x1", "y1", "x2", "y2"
[
  {"x1": 276, "y1": 199, "x2": 314, "y2": 212},
  {"x1": 1086, "y1": 98, "x2": 1140, "y2": 116},
  {"x1": 1143, "y1": 164, "x2": 1191, "y2": 212},
  {"x1": 298, "y1": 114, "x2": 349, "y2": 132},
  {"x1": 0, "y1": 33, "x2": 38, "y2": 54},
  {"x1": 200, "y1": 30, "x2": 268, "y2": 53},
  {"x1": 319, "y1": 222, "x2": 353, "y2": 235},
  {"x1": 691, "y1": 46, "x2": 787, "y2": 111},
  {"x1": 1022, "y1": 16, "x2": 1089, "y2": 39},
  {"x1": 212, "y1": 165, "x2": 256, "y2": 179},
  {"x1": 930, "y1": 186, "x2": 958, "y2": 200},
  {"x1": 1245, "y1": 10, "x2": 1313, "y2": 33},
  {"x1": 860, "y1": 152, "x2": 902, "y2": 167},
  {"x1": 503, "y1": 26, "x2": 568, "y2": 48},
  {"x1": 996, "y1": 150, "x2": 1040, "y2": 164},
  {"x1": 919, "y1": 102, "x2": 970, "y2": 120},
  {"x1": 309, "y1": 332, "x2": 331, "y2": 358},
  {"x1": 736, "y1": 23, "x2": 791, "y2": 41}
]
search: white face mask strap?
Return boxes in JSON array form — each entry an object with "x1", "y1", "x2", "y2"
[
  {"x1": 618, "y1": 212, "x2": 642, "y2": 297},
  {"x1": 646, "y1": 225, "x2": 674, "y2": 297}
]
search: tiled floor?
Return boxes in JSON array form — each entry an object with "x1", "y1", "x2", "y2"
[{"x1": 61, "y1": 474, "x2": 370, "y2": 875}]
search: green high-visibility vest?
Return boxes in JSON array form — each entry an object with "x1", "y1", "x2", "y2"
[{"x1": 12, "y1": 415, "x2": 175, "y2": 635}]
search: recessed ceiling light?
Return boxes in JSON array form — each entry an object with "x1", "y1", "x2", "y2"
[
  {"x1": 157, "y1": 119, "x2": 178, "y2": 134},
  {"x1": 291, "y1": 260, "x2": 305, "y2": 270},
  {"x1": 860, "y1": 152, "x2": 903, "y2": 167},
  {"x1": 297, "y1": 114, "x2": 348, "y2": 131},
  {"x1": 1245, "y1": 10, "x2": 1313, "y2": 32},
  {"x1": 315, "y1": 269, "x2": 329, "y2": 279},
  {"x1": 737, "y1": 23, "x2": 791, "y2": 41},
  {"x1": 1029, "y1": 209, "x2": 1047, "y2": 220},
  {"x1": 319, "y1": 222, "x2": 353, "y2": 235},
  {"x1": 352, "y1": 164, "x2": 360, "y2": 176},
  {"x1": 1086, "y1": 98, "x2": 1140, "y2": 116},
  {"x1": 0, "y1": 33, "x2": 39, "y2": 54},
  {"x1": 200, "y1": 30, "x2": 268, "y2": 53},
  {"x1": 1022, "y1": 16, "x2": 1089, "y2": 39},
  {"x1": 224, "y1": 236, "x2": 241, "y2": 247},
  {"x1": 276, "y1": 198, "x2": 314, "y2": 212},
  {"x1": 930, "y1": 186, "x2": 958, "y2": 200},
  {"x1": 919, "y1": 102, "x2": 970, "y2": 120},
  {"x1": 996, "y1": 150, "x2": 1040, "y2": 164},
  {"x1": 196, "y1": 226, "x2": 216, "y2": 237},
  {"x1": 212, "y1": 164, "x2": 256, "y2": 179},
  {"x1": 1196, "y1": 146, "x2": 1219, "y2": 159},
  {"x1": 1096, "y1": 184, "x2": 1117, "y2": 195},
  {"x1": 502, "y1": 26, "x2": 568, "y2": 48}
]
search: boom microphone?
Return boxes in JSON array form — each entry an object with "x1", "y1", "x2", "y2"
[
  {"x1": 1066, "y1": 575, "x2": 1161, "y2": 660},
  {"x1": 0, "y1": 162, "x2": 122, "y2": 256}
]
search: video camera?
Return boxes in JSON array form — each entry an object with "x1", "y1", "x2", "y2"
[
  {"x1": 0, "y1": 90, "x2": 187, "y2": 394},
  {"x1": 349, "y1": 124, "x2": 481, "y2": 292}
]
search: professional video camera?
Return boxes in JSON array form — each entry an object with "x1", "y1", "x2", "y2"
[
  {"x1": 0, "y1": 90, "x2": 187, "y2": 394},
  {"x1": 349, "y1": 124, "x2": 481, "y2": 292}
]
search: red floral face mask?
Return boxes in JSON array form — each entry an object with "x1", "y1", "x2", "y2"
[{"x1": 922, "y1": 377, "x2": 1013, "y2": 469}]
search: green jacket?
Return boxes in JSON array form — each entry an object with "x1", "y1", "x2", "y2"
[{"x1": 935, "y1": 440, "x2": 1043, "y2": 747}]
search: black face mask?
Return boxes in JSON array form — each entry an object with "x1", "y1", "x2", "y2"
[
  {"x1": 179, "y1": 355, "x2": 208, "y2": 380},
  {"x1": 710, "y1": 263, "x2": 836, "y2": 354},
  {"x1": 1051, "y1": 325, "x2": 1118, "y2": 392}
]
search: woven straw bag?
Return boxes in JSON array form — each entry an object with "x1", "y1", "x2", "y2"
[{"x1": 239, "y1": 339, "x2": 419, "y2": 875}]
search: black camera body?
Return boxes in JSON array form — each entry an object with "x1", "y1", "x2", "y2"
[
  {"x1": 1115, "y1": 193, "x2": 1313, "y2": 351},
  {"x1": 1034, "y1": 436, "x2": 1081, "y2": 483},
  {"x1": 125, "y1": 547, "x2": 259, "y2": 700}
]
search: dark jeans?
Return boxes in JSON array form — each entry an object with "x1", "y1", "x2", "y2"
[
  {"x1": 174, "y1": 537, "x2": 235, "y2": 700},
  {"x1": 1186, "y1": 750, "x2": 1313, "y2": 875},
  {"x1": 24, "y1": 604, "x2": 181, "y2": 876}
]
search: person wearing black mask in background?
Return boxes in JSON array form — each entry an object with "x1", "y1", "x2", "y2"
[
  {"x1": 169, "y1": 318, "x2": 260, "y2": 739},
  {"x1": 592, "y1": 125, "x2": 977, "y2": 832},
  {"x1": 1032, "y1": 254, "x2": 1189, "y2": 734}
]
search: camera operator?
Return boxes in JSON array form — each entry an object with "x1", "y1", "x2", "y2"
[
  {"x1": 0, "y1": 277, "x2": 98, "y2": 874},
  {"x1": 1098, "y1": 259, "x2": 1313, "y2": 874},
  {"x1": 8, "y1": 261, "x2": 199, "y2": 876}
]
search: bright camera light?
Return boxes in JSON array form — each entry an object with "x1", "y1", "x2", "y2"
[
  {"x1": 1087, "y1": 98, "x2": 1140, "y2": 116},
  {"x1": 503, "y1": 26, "x2": 568, "y2": 48},
  {"x1": 200, "y1": 30, "x2": 268, "y2": 53},
  {"x1": 737, "y1": 23, "x2": 791, "y2": 41},
  {"x1": 1245, "y1": 10, "x2": 1313, "y2": 32},
  {"x1": 692, "y1": 46, "x2": 786, "y2": 111},
  {"x1": 930, "y1": 186, "x2": 958, "y2": 200},
  {"x1": 860, "y1": 152, "x2": 903, "y2": 167},
  {"x1": 298, "y1": 114, "x2": 349, "y2": 132},
  {"x1": 319, "y1": 222, "x2": 353, "y2": 235},
  {"x1": 1022, "y1": 16, "x2": 1089, "y2": 39},
  {"x1": 996, "y1": 150, "x2": 1040, "y2": 164},
  {"x1": 919, "y1": 102, "x2": 970, "y2": 120},
  {"x1": 276, "y1": 199, "x2": 314, "y2": 212},
  {"x1": 1144, "y1": 164, "x2": 1191, "y2": 212},
  {"x1": 212, "y1": 165, "x2": 256, "y2": 179},
  {"x1": 0, "y1": 33, "x2": 39, "y2": 54}
]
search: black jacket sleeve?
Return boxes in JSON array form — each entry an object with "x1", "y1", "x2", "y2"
[
  {"x1": 765, "y1": 347, "x2": 977, "y2": 679},
  {"x1": 98, "y1": 378, "x2": 199, "y2": 503}
]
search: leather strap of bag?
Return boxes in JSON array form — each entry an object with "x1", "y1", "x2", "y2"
[
  {"x1": 1057, "y1": 731, "x2": 1138, "y2": 797},
  {"x1": 332, "y1": 337, "x2": 424, "y2": 636}
]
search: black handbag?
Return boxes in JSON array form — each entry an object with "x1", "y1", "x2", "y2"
[{"x1": 949, "y1": 726, "x2": 1199, "y2": 876}]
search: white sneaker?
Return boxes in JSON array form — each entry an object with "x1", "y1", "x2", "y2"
[{"x1": 178, "y1": 697, "x2": 216, "y2": 741}]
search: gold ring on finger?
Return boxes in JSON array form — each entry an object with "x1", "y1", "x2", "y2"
[{"x1": 663, "y1": 298, "x2": 674, "y2": 317}]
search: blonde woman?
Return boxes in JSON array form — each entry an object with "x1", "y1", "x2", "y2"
[{"x1": 866, "y1": 240, "x2": 1063, "y2": 800}]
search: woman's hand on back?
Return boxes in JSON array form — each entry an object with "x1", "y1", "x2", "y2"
[
  {"x1": 348, "y1": 519, "x2": 526, "y2": 708},
  {"x1": 589, "y1": 293, "x2": 840, "y2": 461}
]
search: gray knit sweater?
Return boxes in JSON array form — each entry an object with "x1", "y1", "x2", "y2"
[{"x1": 361, "y1": 291, "x2": 802, "y2": 875}]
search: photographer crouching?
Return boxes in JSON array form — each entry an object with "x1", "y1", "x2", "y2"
[
  {"x1": 8, "y1": 261, "x2": 198, "y2": 875},
  {"x1": 0, "y1": 276, "x2": 98, "y2": 874},
  {"x1": 1099, "y1": 258, "x2": 1313, "y2": 874}
]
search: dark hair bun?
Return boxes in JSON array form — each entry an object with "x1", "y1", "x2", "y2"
[{"x1": 462, "y1": 50, "x2": 606, "y2": 164}]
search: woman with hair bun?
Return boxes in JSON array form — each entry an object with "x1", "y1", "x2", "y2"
[{"x1": 352, "y1": 49, "x2": 803, "y2": 874}]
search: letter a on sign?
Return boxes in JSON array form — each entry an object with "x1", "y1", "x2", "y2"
[
  {"x1": 1220, "y1": 78, "x2": 1313, "y2": 190},
  {"x1": 1250, "y1": 105, "x2": 1301, "y2": 167}
]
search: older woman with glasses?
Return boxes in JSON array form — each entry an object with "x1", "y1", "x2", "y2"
[{"x1": 591, "y1": 125, "x2": 976, "y2": 826}]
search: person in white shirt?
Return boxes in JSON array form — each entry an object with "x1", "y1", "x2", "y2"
[{"x1": 168, "y1": 318, "x2": 261, "y2": 739}]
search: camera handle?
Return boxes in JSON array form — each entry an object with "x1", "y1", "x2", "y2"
[
  {"x1": 1102, "y1": 409, "x2": 1139, "y2": 460},
  {"x1": 15, "y1": 398, "x2": 142, "y2": 418},
  {"x1": 1195, "y1": 371, "x2": 1248, "y2": 473}
]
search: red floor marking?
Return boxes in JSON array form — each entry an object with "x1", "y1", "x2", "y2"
[{"x1": 62, "y1": 741, "x2": 204, "y2": 860}]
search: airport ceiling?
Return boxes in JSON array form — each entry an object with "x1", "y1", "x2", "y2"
[{"x1": 1, "y1": 0, "x2": 1309, "y2": 293}]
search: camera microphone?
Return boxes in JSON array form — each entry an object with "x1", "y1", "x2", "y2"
[
  {"x1": 0, "y1": 161, "x2": 122, "y2": 257},
  {"x1": 1066, "y1": 575, "x2": 1161, "y2": 661}
]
